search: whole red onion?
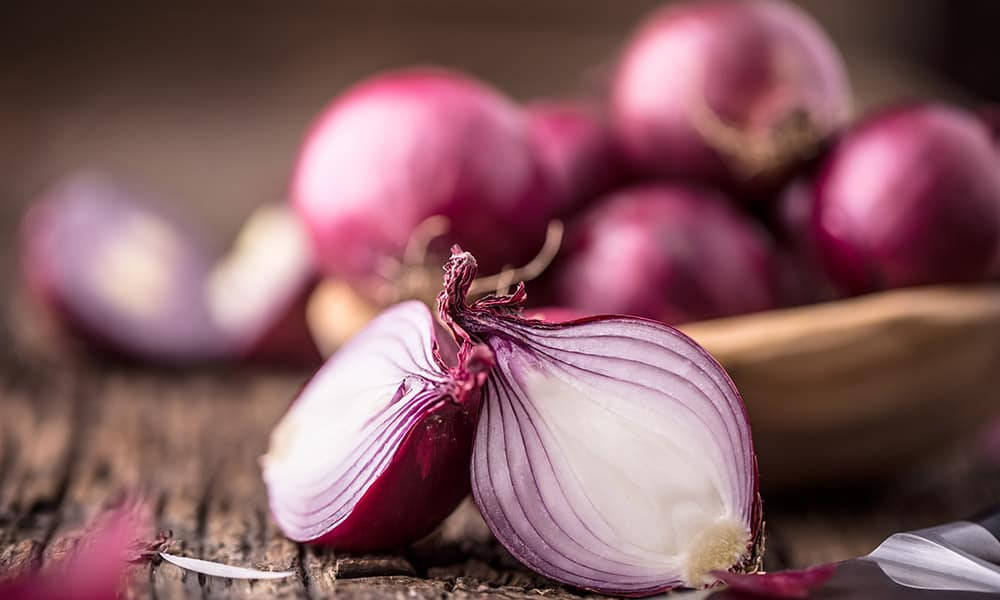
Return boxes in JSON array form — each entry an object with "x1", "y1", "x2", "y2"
[
  {"x1": 292, "y1": 68, "x2": 553, "y2": 299},
  {"x1": 550, "y1": 184, "x2": 781, "y2": 324},
  {"x1": 525, "y1": 100, "x2": 621, "y2": 216},
  {"x1": 611, "y1": 0, "x2": 851, "y2": 192},
  {"x1": 813, "y1": 103, "x2": 1000, "y2": 294}
]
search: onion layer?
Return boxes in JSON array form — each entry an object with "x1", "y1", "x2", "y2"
[
  {"x1": 262, "y1": 301, "x2": 486, "y2": 550},
  {"x1": 440, "y1": 250, "x2": 763, "y2": 596}
]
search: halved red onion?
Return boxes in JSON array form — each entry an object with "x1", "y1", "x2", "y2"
[
  {"x1": 439, "y1": 250, "x2": 763, "y2": 596},
  {"x1": 261, "y1": 300, "x2": 488, "y2": 551}
]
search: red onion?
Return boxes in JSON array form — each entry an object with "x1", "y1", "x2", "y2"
[
  {"x1": 550, "y1": 184, "x2": 781, "y2": 324},
  {"x1": 771, "y1": 178, "x2": 843, "y2": 305},
  {"x1": 525, "y1": 100, "x2": 621, "y2": 216},
  {"x1": 437, "y1": 249, "x2": 763, "y2": 595},
  {"x1": 292, "y1": 68, "x2": 553, "y2": 300},
  {"x1": 611, "y1": 0, "x2": 850, "y2": 192},
  {"x1": 813, "y1": 103, "x2": 1000, "y2": 294},
  {"x1": 19, "y1": 173, "x2": 320, "y2": 366},
  {"x1": 261, "y1": 300, "x2": 487, "y2": 550}
]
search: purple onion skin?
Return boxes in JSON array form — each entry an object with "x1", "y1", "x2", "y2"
[
  {"x1": 525, "y1": 100, "x2": 622, "y2": 217},
  {"x1": 813, "y1": 103, "x2": 1000, "y2": 294},
  {"x1": 710, "y1": 564, "x2": 836, "y2": 599},
  {"x1": 550, "y1": 184, "x2": 782, "y2": 324},
  {"x1": 292, "y1": 68, "x2": 554, "y2": 290},
  {"x1": 309, "y1": 392, "x2": 480, "y2": 551},
  {"x1": 611, "y1": 0, "x2": 850, "y2": 195}
]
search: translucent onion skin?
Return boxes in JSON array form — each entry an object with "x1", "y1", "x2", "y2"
[
  {"x1": 549, "y1": 184, "x2": 781, "y2": 324},
  {"x1": 525, "y1": 100, "x2": 622, "y2": 217},
  {"x1": 292, "y1": 68, "x2": 553, "y2": 294},
  {"x1": 262, "y1": 301, "x2": 488, "y2": 551},
  {"x1": 440, "y1": 250, "x2": 763, "y2": 596},
  {"x1": 611, "y1": 0, "x2": 850, "y2": 193},
  {"x1": 812, "y1": 103, "x2": 1000, "y2": 294}
]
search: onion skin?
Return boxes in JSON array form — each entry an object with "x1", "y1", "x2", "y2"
[
  {"x1": 611, "y1": 0, "x2": 850, "y2": 193},
  {"x1": 292, "y1": 68, "x2": 553, "y2": 295},
  {"x1": 550, "y1": 184, "x2": 781, "y2": 324},
  {"x1": 525, "y1": 100, "x2": 621, "y2": 216},
  {"x1": 813, "y1": 103, "x2": 1000, "y2": 294},
  {"x1": 710, "y1": 563, "x2": 836, "y2": 598}
]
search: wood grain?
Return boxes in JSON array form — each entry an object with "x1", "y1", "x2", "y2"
[{"x1": 1, "y1": 357, "x2": 999, "y2": 598}]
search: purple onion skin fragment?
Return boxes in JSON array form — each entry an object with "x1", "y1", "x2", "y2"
[
  {"x1": 439, "y1": 249, "x2": 763, "y2": 597},
  {"x1": 550, "y1": 184, "x2": 782, "y2": 324},
  {"x1": 291, "y1": 67, "x2": 553, "y2": 293},
  {"x1": 711, "y1": 563, "x2": 836, "y2": 598},
  {"x1": 813, "y1": 103, "x2": 1000, "y2": 294},
  {"x1": 263, "y1": 301, "x2": 490, "y2": 552},
  {"x1": 612, "y1": 0, "x2": 851, "y2": 195}
]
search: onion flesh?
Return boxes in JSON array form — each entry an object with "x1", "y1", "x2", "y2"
[{"x1": 440, "y1": 249, "x2": 763, "y2": 596}]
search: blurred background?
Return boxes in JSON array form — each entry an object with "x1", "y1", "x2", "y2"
[{"x1": 3, "y1": 0, "x2": 999, "y2": 263}]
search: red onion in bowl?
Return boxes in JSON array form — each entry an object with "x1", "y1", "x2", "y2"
[
  {"x1": 813, "y1": 103, "x2": 1000, "y2": 294},
  {"x1": 611, "y1": 0, "x2": 850, "y2": 192},
  {"x1": 292, "y1": 68, "x2": 553, "y2": 301},
  {"x1": 261, "y1": 300, "x2": 487, "y2": 550},
  {"x1": 525, "y1": 100, "x2": 621, "y2": 216},
  {"x1": 439, "y1": 249, "x2": 763, "y2": 595},
  {"x1": 549, "y1": 184, "x2": 781, "y2": 324}
]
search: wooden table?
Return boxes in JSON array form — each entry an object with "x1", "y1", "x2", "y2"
[{"x1": 1, "y1": 355, "x2": 999, "y2": 598}]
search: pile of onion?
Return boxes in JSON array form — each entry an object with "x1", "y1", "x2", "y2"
[
  {"x1": 548, "y1": 184, "x2": 782, "y2": 324},
  {"x1": 292, "y1": 68, "x2": 554, "y2": 304},
  {"x1": 611, "y1": 0, "x2": 851, "y2": 192},
  {"x1": 263, "y1": 248, "x2": 763, "y2": 595},
  {"x1": 811, "y1": 103, "x2": 1000, "y2": 294}
]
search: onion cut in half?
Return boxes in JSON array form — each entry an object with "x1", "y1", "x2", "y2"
[
  {"x1": 438, "y1": 249, "x2": 763, "y2": 596},
  {"x1": 261, "y1": 300, "x2": 489, "y2": 550}
]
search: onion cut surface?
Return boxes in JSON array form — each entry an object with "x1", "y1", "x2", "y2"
[
  {"x1": 262, "y1": 301, "x2": 484, "y2": 550},
  {"x1": 439, "y1": 249, "x2": 763, "y2": 596}
]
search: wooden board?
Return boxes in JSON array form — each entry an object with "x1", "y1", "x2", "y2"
[{"x1": 2, "y1": 358, "x2": 1000, "y2": 598}]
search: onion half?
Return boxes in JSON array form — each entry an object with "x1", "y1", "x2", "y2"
[
  {"x1": 262, "y1": 301, "x2": 487, "y2": 550},
  {"x1": 439, "y1": 250, "x2": 763, "y2": 595}
]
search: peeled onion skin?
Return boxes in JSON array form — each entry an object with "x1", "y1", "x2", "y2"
[
  {"x1": 292, "y1": 67, "x2": 553, "y2": 300},
  {"x1": 812, "y1": 103, "x2": 1000, "y2": 295},
  {"x1": 611, "y1": 0, "x2": 851, "y2": 194},
  {"x1": 439, "y1": 249, "x2": 764, "y2": 596},
  {"x1": 549, "y1": 184, "x2": 782, "y2": 324},
  {"x1": 263, "y1": 301, "x2": 492, "y2": 552}
]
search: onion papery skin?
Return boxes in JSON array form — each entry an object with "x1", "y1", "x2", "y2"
[
  {"x1": 262, "y1": 301, "x2": 486, "y2": 551},
  {"x1": 812, "y1": 103, "x2": 1000, "y2": 294},
  {"x1": 19, "y1": 172, "x2": 231, "y2": 365},
  {"x1": 439, "y1": 250, "x2": 763, "y2": 596},
  {"x1": 292, "y1": 68, "x2": 553, "y2": 295},
  {"x1": 525, "y1": 100, "x2": 621, "y2": 217},
  {"x1": 611, "y1": 0, "x2": 850, "y2": 194},
  {"x1": 550, "y1": 184, "x2": 781, "y2": 324}
]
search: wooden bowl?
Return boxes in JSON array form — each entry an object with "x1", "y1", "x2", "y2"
[{"x1": 680, "y1": 285, "x2": 1000, "y2": 489}]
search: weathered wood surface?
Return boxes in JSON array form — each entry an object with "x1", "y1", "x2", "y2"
[{"x1": 1, "y1": 357, "x2": 1000, "y2": 598}]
